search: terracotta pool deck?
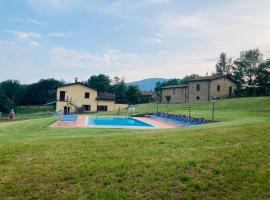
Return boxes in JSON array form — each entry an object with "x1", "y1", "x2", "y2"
[{"x1": 49, "y1": 116, "x2": 181, "y2": 129}]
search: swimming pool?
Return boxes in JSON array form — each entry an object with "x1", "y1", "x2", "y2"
[{"x1": 87, "y1": 117, "x2": 153, "y2": 127}]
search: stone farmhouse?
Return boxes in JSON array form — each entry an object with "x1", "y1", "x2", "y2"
[{"x1": 161, "y1": 75, "x2": 237, "y2": 104}]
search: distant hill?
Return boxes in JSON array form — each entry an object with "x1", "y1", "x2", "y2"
[{"x1": 127, "y1": 78, "x2": 168, "y2": 91}]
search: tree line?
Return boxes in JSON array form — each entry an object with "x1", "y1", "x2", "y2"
[{"x1": 0, "y1": 48, "x2": 269, "y2": 114}]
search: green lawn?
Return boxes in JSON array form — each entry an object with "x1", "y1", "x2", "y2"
[{"x1": 0, "y1": 97, "x2": 270, "y2": 199}]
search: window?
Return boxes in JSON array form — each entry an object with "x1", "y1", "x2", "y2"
[
  {"x1": 196, "y1": 84, "x2": 200, "y2": 91},
  {"x1": 83, "y1": 105, "x2": 91, "y2": 112},
  {"x1": 217, "y1": 85, "x2": 221, "y2": 92},
  {"x1": 196, "y1": 96, "x2": 200, "y2": 100},
  {"x1": 85, "y1": 92, "x2": 90, "y2": 99},
  {"x1": 229, "y1": 87, "x2": 232, "y2": 97},
  {"x1": 60, "y1": 91, "x2": 65, "y2": 101},
  {"x1": 97, "y1": 105, "x2": 108, "y2": 111},
  {"x1": 181, "y1": 89, "x2": 185, "y2": 95},
  {"x1": 173, "y1": 88, "x2": 176, "y2": 95},
  {"x1": 165, "y1": 96, "x2": 171, "y2": 103}
]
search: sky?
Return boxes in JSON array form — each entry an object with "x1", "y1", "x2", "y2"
[{"x1": 1, "y1": 0, "x2": 270, "y2": 83}]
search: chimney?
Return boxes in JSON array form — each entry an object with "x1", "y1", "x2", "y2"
[{"x1": 75, "y1": 77, "x2": 78, "y2": 83}]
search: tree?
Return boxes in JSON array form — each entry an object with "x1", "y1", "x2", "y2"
[
  {"x1": 87, "y1": 74, "x2": 112, "y2": 92},
  {"x1": 0, "y1": 86, "x2": 14, "y2": 114},
  {"x1": 233, "y1": 49, "x2": 264, "y2": 88},
  {"x1": 256, "y1": 59, "x2": 270, "y2": 87},
  {"x1": 0, "y1": 80, "x2": 24, "y2": 105},
  {"x1": 125, "y1": 85, "x2": 142, "y2": 104},
  {"x1": 215, "y1": 53, "x2": 232, "y2": 75},
  {"x1": 22, "y1": 79, "x2": 62, "y2": 105},
  {"x1": 111, "y1": 77, "x2": 128, "y2": 104},
  {"x1": 181, "y1": 74, "x2": 200, "y2": 84}
]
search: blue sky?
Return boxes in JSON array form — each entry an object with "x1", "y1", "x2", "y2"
[{"x1": 1, "y1": 0, "x2": 270, "y2": 83}]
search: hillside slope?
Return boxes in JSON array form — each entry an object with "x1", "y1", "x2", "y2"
[
  {"x1": 0, "y1": 97, "x2": 269, "y2": 199},
  {"x1": 127, "y1": 78, "x2": 167, "y2": 91}
]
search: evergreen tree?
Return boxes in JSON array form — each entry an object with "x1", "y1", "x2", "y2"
[{"x1": 215, "y1": 53, "x2": 232, "y2": 75}]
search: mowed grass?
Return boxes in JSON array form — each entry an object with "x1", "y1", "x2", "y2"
[{"x1": 0, "y1": 97, "x2": 270, "y2": 199}]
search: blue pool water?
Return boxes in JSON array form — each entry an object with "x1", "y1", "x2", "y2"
[{"x1": 87, "y1": 117, "x2": 153, "y2": 127}]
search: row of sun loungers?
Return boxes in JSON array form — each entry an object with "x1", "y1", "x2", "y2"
[{"x1": 150, "y1": 112, "x2": 205, "y2": 126}]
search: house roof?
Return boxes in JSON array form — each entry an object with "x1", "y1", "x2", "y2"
[
  {"x1": 161, "y1": 85, "x2": 188, "y2": 89},
  {"x1": 97, "y1": 92, "x2": 115, "y2": 100},
  {"x1": 142, "y1": 91, "x2": 154, "y2": 96},
  {"x1": 57, "y1": 82, "x2": 96, "y2": 90},
  {"x1": 187, "y1": 75, "x2": 237, "y2": 83}
]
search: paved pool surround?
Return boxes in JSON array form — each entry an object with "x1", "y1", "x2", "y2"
[{"x1": 49, "y1": 116, "x2": 181, "y2": 129}]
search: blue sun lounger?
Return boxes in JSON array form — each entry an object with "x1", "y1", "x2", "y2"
[{"x1": 60, "y1": 115, "x2": 78, "y2": 122}]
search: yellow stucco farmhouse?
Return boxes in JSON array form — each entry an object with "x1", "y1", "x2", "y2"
[
  {"x1": 161, "y1": 75, "x2": 237, "y2": 104},
  {"x1": 56, "y1": 79, "x2": 128, "y2": 114}
]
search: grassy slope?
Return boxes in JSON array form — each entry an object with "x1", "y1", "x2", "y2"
[{"x1": 0, "y1": 97, "x2": 269, "y2": 199}]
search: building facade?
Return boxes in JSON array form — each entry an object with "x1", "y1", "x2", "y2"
[
  {"x1": 56, "y1": 81, "x2": 128, "y2": 114},
  {"x1": 161, "y1": 75, "x2": 237, "y2": 104},
  {"x1": 161, "y1": 85, "x2": 188, "y2": 104}
]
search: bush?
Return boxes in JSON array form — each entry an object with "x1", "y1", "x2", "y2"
[{"x1": 15, "y1": 105, "x2": 54, "y2": 114}]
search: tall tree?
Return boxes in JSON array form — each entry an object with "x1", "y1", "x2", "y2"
[
  {"x1": 233, "y1": 49, "x2": 264, "y2": 87},
  {"x1": 215, "y1": 53, "x2": 232, "y2": 75},
  {"x1": 0, "y1": 86, "x2": 14, "y2": 114},
  {"x1": 256, "y1": 59, "x2": 270, "y2": 87},
  {"x1": 125, "y1": 85, "x2": 142, "y2": 105},
  {"x1": 87, "y1": 74, "x2": 112, "y2": 92},
  {"x1": 111, "y1": 77, "x2": 127, "y2": 104}
]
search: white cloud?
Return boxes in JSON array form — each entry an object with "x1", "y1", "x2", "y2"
[
  {"x1": 4, "y1": 30, "x2": 73, "y2": 48},
  {"x1": 139, "y1": 33, "x2": 166, "y2": 45},
  {"x1": 157, "y1": 13, "x2": 206, "y2": 31},
  {"x1": 28, "y1": 41, "x2": 40, "y2": 47},
  {"x1": 49, "y1": 48, "x2": 142, "y2": 73},
  {"x1": 4, "y1": 30, "x2": 41, "y2": 47},
  {"x1": 5, "y1": 30, "x2": 42, "y2": 40},
  {"x1": 144, "y1": 0, "x2": 174, "y2": 5},
  {"x1": 26, "y1": 0, "x2": 82, "y2": 13},
  {"x1": 47, "y1": 32, "x2": 73, "y2": 38},
  {"x1": 11, "y1": 18, "x2": 47, "y2": 26},
  {"x1": 27, "y1": 18, "x2": 47, "y2": 26}
]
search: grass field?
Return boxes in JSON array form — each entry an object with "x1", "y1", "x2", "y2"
[{"x1": 0, "y1": 97, "x2": 270, "y2": 199}]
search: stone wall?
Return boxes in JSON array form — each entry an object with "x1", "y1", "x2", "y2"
[
  {"x1": 210, "y1": 78, "x2": 237, "y2": 99},
  {"x1": 161, "y1": 87, "x2": 188, "y2": 103},
  {"x1": 188, "y1": 81, "x2": 210, "y2": 102}
]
